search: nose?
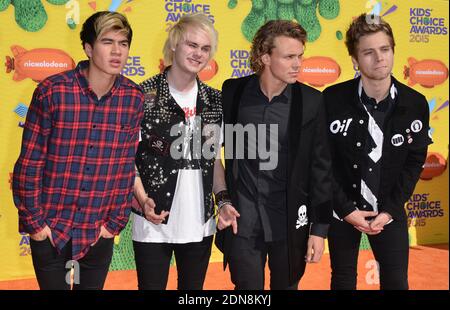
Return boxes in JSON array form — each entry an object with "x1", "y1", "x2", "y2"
[
  {"x1": 192, "y1": 48, "x2": 203, "y2": 59},
  {"x1": 374, "y1": 50, "x2": 383, "y2": 62},
  {"x1": 292, "y1": 57, "x2": 301, "y2": 69},
  {"x1": 111, "y1": 43, "x2": 121, "y2": 55}
]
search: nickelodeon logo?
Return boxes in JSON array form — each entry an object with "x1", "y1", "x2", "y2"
[
  {"x1": 404, "y1": 57, "x2": 448, "y2": 88},
  {"x1": 297, "y1": 56, "x2": 341, "y2": 87},
  {"x1": 5, "y1": 45, "x2": 75, "y2": 82},
  {"x1": 420, "y1": 152, "x2": 447, "y2": 180}
]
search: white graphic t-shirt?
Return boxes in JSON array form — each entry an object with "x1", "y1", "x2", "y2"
[{"x1": 133, "y1": 82, "x2": 216, "y2": 243}]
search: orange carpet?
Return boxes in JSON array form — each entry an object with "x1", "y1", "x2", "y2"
[{"x1": 0, "y1": 244, "x2": 447, "y2": 290}]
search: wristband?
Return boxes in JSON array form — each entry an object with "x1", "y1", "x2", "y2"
[{"x1": 215, "y1": 190, "x2": 231, "y2": 208}]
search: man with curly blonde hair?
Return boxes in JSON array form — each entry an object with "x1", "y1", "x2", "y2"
[{"x1": 216, "y1": 20, "x2": 333, "y2": 290}]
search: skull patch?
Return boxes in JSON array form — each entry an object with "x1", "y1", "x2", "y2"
[{"x1": 296, "y1": 205, "x2": 308, "y2": 229}]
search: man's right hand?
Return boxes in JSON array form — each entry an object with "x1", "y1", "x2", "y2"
[
  {"x1": 30, "y1": 225, "x2": 55, "y2": 246},
  {"x1": 141, "y1": 197, "x2": 169, "y2": 225},
  {"x1": 217, "y1": 204, "x2": 240, "y2": 234},
  {"x1": 344, "y1": 210, "x2": 379, "y2": 234}
]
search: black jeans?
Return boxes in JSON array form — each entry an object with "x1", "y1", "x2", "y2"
[
  {"x1": 328, "y1": 217, "x2": 409, "y2": 290},
  {"x1": 30, "y1": 237, "x2": 114, "y2": 290},
  {"x1": 228, "y1": 219, "x2": 299, "y2": 290},
  {"x1": 133, "y1": 236, "x2": 213, "y2": 290}
]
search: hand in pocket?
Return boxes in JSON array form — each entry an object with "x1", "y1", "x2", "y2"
[
  {"x1": 91, "y1": 225, "x2": 114, "y2": 246},
  {"x1": 30, "y1": 225, "x2": 55, "y2": 247}
]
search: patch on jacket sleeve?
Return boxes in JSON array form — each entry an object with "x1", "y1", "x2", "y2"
[{"x1": 296, "y1": 204, "x2": 308, "y2": 229}]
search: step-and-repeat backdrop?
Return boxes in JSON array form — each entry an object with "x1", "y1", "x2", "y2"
[{"x1": 0, "y1": 0, "x2": 448, "y2": 281}]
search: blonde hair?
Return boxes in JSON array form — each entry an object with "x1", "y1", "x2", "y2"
[
  {"x1": 80, "y1": 11, "x2": 133, "y2": 48},
  {"x1": 250, "y1": 20, "x2": 307, "y2": 75},
  {"x1": 163, "y1": 13, "x2": 218, "y2": 66}
]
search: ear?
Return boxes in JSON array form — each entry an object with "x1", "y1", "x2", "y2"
[
  {"x1": 261, "y1": 53, "x2": 270, "y2": 66},
  {"x1": 170, "y1": 40, "x2": 177, "y2": 52},
  {"x1": 84, "y1": 42, "x2": 93, "y2": 58},
  {"x1": 351, "y1": 56, "x2": 359, "y2": 69}
]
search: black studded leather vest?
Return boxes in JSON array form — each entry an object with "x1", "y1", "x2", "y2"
[{"x1": 136, "y1": 69, "x2": 222, "y2": 223}]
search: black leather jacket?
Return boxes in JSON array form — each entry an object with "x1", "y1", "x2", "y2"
[{"x1": 136, "y1": 69, "x2": 222, "y2": 223}]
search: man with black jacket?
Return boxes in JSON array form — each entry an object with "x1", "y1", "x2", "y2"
[
  {"x1": 323, "y1": 14, "x2": 432, "y2": 290},
  {"x1": 215, "y1": 20, "x2": 333, "y2": 290}
]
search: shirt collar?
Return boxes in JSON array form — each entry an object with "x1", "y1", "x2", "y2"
[
  {"x1": 75, "y1": 60, "x2": 123, "y2": 98},
  {"x1": 74, "y1": 60, "x2": 90, "y2": 94},
  {"x1": 282, "y1": 83, "x2": 292, "y2": 103},
  {"x1": 358, "y1": 78, "x2": 397, "y2": 107},
  {"x1": 252, "y1": 75, "x2": 291, "y2": 104},
  {"x1": 358, "y1": 78, "x2": 397, "y2": 100}
]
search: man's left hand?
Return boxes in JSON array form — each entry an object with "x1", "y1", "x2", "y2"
[
  {"x1": 368, "y1": 212, "x2": 392, "y2": 233},
  {"x1": 91, "y1": 225, "x2": 114, "y2": 246}
]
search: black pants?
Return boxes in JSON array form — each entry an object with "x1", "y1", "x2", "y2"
[
  {"x1": 228, "y1": 219, "x2": 299, "y2": 290},
  {"x1": 328, "y1": 217, "x2": 409, "y2": 290},
  {"x1": 133, "y1": 236, "x2": 213, "y2": 290},
  {"x1": 30, "y1": 237, "x2": 114, "y2": 290}
]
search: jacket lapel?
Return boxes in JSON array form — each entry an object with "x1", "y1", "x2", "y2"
[
  {"x1": 157, "y1": 68, "x2": 187, "y2": 118},
  {"x1": 229, "y1": 76, "x2": 252, "y2": 124},
  {"x1": 288, "y1": 83, "x2": 303, "y2": 181},
  {"x1": 390, "y1": 76, "x2": 408, "y2": 117},
  {"x1": 197, "y1": 78, "x2": 208, "y2": 115}
]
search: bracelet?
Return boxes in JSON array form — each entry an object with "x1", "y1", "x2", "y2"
[
  {"x1": 217, "y1": 200, "x2": 231, "y2": 211},
  {"x1": 215, "y1": 190, "x2": 231, "y2": 209}
]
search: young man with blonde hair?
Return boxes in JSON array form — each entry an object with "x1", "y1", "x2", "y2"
[
  {"x1": 13, "y1": 11, "x2": 144, "y2": 290},
  {"x1": 216, "y1": 20, "x2": 333, "y2": 290},
  {"x1": 324, "y1": 14, "x2": 432, "y2": 290},
  {"x1": 132, "y1": 13, "x2": 224, "y2": 290}
]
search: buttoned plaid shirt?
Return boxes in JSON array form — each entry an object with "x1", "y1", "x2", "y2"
[{"x1": 13, "y1": 61, "x2": 144, "y2": 260}]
